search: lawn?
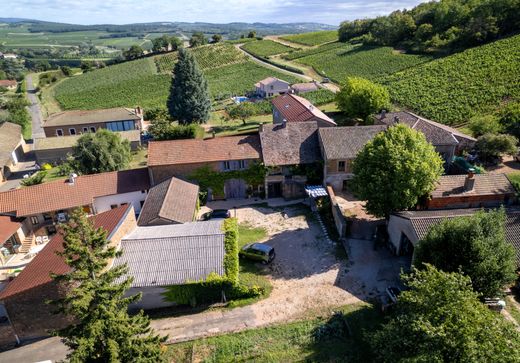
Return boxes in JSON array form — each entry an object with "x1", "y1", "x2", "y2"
[
  {"x1": 280, "y1": 30, "x2": 338, "y2": 46},
  {"x1": 241, "y1": 39, "x2": 296, "y2": 57},
  {"x1": 508, "y1": 172, "x2": 520, "y2": 191},
  {"x1": 166, "y1": 303, "x2": 381, "y2": 362}
]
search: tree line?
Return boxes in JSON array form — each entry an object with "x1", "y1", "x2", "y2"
[{"x1": 338, "y1": 0, "x2": 520, "y2": 53}]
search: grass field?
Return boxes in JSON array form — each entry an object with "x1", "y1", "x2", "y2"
[
  {"x1": 295, "y1": 43, "x2": 432, "y2": 82},
  {"x1": 53, "y1": 43, "x2": 301, "y2": 110},
  {"x1": 166, "y1": 303, "x2": 380, "y2": 362},
  {"x1": 241, "y1": 39, "x2": 296, "y2": 57},
  {"x1": 280, "y1": 30, "x2": 338, "y2": 46},
  {"x1": 383, "y1": 35, "x2": 520, "y2": 125}
]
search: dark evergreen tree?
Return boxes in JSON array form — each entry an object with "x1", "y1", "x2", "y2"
[
  {"x1": 51, "y1": 209, "x2": 166, "y2": 362},
  {"x1": 167, "y1": 48, "x2": 211, "y2": 124}
]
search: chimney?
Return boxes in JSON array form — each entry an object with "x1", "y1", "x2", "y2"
[
  {"x1": 282, "y1": 118, "x2": 287, "y2": 128},
  {"x1": 68, "y1": 173, "x2": 78, "y2": 185},
  {"x1": 464, "y1": 169, "x2": 475, "y2": 192},
  {"x1": 394, "y1": 116, "x2": 400, "y2": 124}
]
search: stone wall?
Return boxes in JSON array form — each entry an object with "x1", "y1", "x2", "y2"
[{"x1": 326, "y1": 186, "x2": 347, "y2": 238}]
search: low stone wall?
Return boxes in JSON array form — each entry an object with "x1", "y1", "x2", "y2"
[{"x1": 326, "y1": 185, "x2": 347, "y2": 238}]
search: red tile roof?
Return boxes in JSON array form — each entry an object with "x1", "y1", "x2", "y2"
[
  {"x1": 0, "y1": 80, "x2": 17, "y2": 88},
  {"x1": 272, "y1": 94, "x2": 336, "y2": 126},
  {"x1": 0, "y1": 215, "x2": 22, "y2": 244},
  {"x1": 148, "y1": 135, "x2": 262, "y2": 167},
  {"x1": 0, "y1": 205, "x2": 131, "y2": 300},
  {"x1": 0, "y1": 168, "x2": 150, "y2": 217}
]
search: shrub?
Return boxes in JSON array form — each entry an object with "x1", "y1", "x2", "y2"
[
  {"x1": 20, "y1": 171, "x2": 47, "y2": 186},
  {"x1": 312, "y1": 312, "x2": 349, "y2": 342},
  {"x1": 468, "y1": 114, "x2": 502, "y2": 137},
  {"x1": 475, "y1": 133, "x2": 518, "y2": 164},
  {"x1": 148, "y1": 120, "x2": 204, "y2": 141}
]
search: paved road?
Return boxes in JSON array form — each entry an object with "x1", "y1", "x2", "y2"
[
  {"x1": 25, "y1": 74, "x2": 45, "y2": 140},
  {"x1": 0, "y1": 337, "x2": 67, "y2": 363}
]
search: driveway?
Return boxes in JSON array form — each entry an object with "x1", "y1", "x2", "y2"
[{"x1": 25, "y1": 74, "x2": 45, "y2": 140}]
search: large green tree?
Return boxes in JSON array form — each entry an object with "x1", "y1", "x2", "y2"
[
  {"x1": 475, "y1": 133, "x2": 518, "y2": 164},
  {"x1": 51, "y1": 209, "x2": 165, "y2": 362},
  {"x1": 371, "y1": 265, "x2": 520, "y2": 363},
  {"x1": 123, "y1": 45, "x2": 144, "y2": 60},
  {"x1": 414, "y1": 209, "x2": 516, "y2": 297},
  {"x1": 72, "y1": 129, "x2": 131, "y2": 175},
  {"x1": 351, "y1": 124, "x2": 444, "y2": 218},
  {"x1": 336, "y1": 77, "x2": 390, "y2": 122},
  {"x1": 167, "y1": 48, "x2": 211, "y2": 124}
]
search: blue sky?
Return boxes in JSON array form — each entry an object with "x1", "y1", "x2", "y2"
[{"x1": 4, "y1": 0, "x2": 426, "y2": 26}]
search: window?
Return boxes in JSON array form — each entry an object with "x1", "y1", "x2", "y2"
[
  {"x1": 270, "y1": 85, "x2": 274, "y2": 90},
  {"x1": 56, "y1": 129, "x2": 64, "y2": 136},
  {"x1": 338, "y1": 161, "x2": 346, "y2": 172},
  {"x1": 222, "y1": 161, "x2": 231, "y2": 171},
  {"x1": 238, "y1": 160, "x2": 247, "y2": 169},
  {"x1": 110, "y1": 204, "x2": 118, "y2": 209},
  {"x1": 69, "y1": 128, "x2": 76, "y2": 135},
  {"x1": 43, "y1": 213, "x2": 52, "y2": 221},
  {"x1": 90, "y1": 126, "x2": 96, "y2": 133},
  {"x1": 106, "y1": 120, "x2": 135, "y2": 132},
  {"x1": 30, "y1": 216, "x2": 39, "y2": 225},
  {"x1": 82, "y1": 127, "x2": 88, "y2": 133}
]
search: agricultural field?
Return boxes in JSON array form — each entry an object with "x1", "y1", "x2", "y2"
[
  {"x1": 283, "y1": 41, "x2": 344, "y2": 60},
  {"x1": 295, "y1": 43, "x2": 432, "y2": 82},
  {"x1": 53, "y1": 43, "x2": 301, "y2": 110},
  {"x1": 280, "y1": 30, "x2": 338, "y2": 46},
  {"x1": 383, "y1": 34, "x2": 520, "y2": 125},
  {"x1": 241, "y1": 39, "x2": 296, "y2": 57}
]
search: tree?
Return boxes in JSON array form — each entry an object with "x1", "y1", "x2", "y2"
[
  {"x1": 167, "y1": 48, "x2": 211, "y2": 124},
  {"x1": 51, "y1": 209, "x2": 165, "y2": 362},
  {"x1": 20, "y1": 171, "x2": 47, "y2": 186},
  {"x1": 211, "y1": 34, "x2": 223, "y2": 43},
  {"x1": 72, "y1": 129, "x2": 131, "y2": 174},
  {"x1": 189, "y1": 32, "x2": 207, "y2": 47},
  {"x1": 336, "y1": 77, "x2": 390, "y2": 122},
  {"x1": 371, "y1": 265, "x2": 520, "y2": 363},
  {"x1": 247, "y1": 31, "x2": 257, "y2": 38},
  {"x1": 414, "y1": 209, "x2": 516, "y2": 297},
  {"x1": 499, "y1": 101, "x2": 520, "y2": 139},
  {"x1": 152, "y1": 35, "x2": 168, "y2": 53},
  {"x1": 351, "y1": 124, "x2": 444, "y2": 218},
  {"x1": 169, "y1": 36, "x2": 182, "y2": 50},
  {"x1": 467, "y1": 114, "x2": 502, "y2": 137},
  {"x1": 475, "y1": 133, "x2": 517, "y2": 164},
  {"x1": 148, "y1": 119, "x2": 203, "y2": 140},
  {"x1": 123, "y1": 45, "x2": 143, "y2": 60},
  {"x1": 227, "y1": 102, "x2": 256, "y2": 125}
]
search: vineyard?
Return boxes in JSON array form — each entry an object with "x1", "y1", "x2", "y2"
[
  {"x1": 295, "y1": 44, "x2": 432, "y2": 82},
  {"x1": 280, "y1": 30, "x2": 338, "y2": 46},
  {"x1": 241, "y1": 40, "x2": 296, "y2": 57},
  {"x1": 298, "y1": 89, "x2": 336, "y2": 106},
  {"x1": 53, "y1": 42, "x2": 301, "y2": 109},
  {"x1": 282, "y1": 42, "x2": 344, "y2": 61},
  {"x1": 383, "y1": 35, "x2": 520, "y2": 125},
  {"x1": 156, "y1": 43, "x2": 248, "y2": 73}
]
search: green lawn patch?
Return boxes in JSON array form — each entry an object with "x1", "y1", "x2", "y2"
[
  {"x1": 166, "y1": 303, "x2": 381, "y2": 362},
  {"x1": 238, "y1": 223, "x2": 268, "y2": 247}
]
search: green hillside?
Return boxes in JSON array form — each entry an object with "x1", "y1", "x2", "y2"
[
  {"x1": 294, "y1": 43, "x2": 432, "y2": 82},
  {"x1": 241, "y1": 39, "x2": 295, "y2": 57},
  {"x1": 53, "y1": 43, "x2": 300, "y2": 110},
  {"x1": 280, "y1": 31, "x2": 338, "y2": 46},
  {"x1": 383, "y1": 35, "x2": 520, "y2": 125}
]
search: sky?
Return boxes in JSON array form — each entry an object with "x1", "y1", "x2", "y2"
[{"x1": 3, "y1": 0, "x2": 426, "y2": 26}]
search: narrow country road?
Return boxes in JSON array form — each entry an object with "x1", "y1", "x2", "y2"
[{"x1": 25, "y1": 74, "x2": 45, "y2": 140}]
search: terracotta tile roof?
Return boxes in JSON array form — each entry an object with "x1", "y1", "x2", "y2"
[
  {"x1": 272, "y1": 94, "x2": 336, "y2": 126},
  {"x1": 375, "y1": 111, "x2": 476, "y2": 146},
  {"x1": 260, "y1": 121, "x2": 321, "y2": 166},
  {"x1": 34, "y1": 130, "x2": 141, "y2": 150},
  {"x1": 44, "y1": 107, "x2": 141, "y2": 128},
  {"x1": 0, "y1": 122, "x2": 22, "y2": 167},
  {"x1": 137, "y1": 176, "x2": 199, "y2": 226},
  {"x1": 148, "y1": 135, "x2": 262, "y2": 167},
  {"x1": 0, "y1": 215, "x2": 23, "y2": 244},
  {"x1": 318, "y1": 125, "x2": 387, "y2": 160},
  {"x1": 0, "y1": 80, "x2": 17, "y2": 88},
  {"x1": 431, "y1": 174, "x2": 515, "y2": 198},
  {"x1": 392, "y1": 207, "x2": 520, "y2": 266},
  {"x1": 0, "y1": 205, "x2": 131, "y2": 300},
  {"x1": 0, "y1": 168, "x2": 150, "y2": 217}
]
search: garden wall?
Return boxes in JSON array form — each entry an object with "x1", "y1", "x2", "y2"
[{"x1": 326, "y1": 185, "x2": 347, "y2": 238}]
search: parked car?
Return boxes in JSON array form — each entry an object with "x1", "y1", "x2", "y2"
[
  {"x1": 239, "y1": 243, "x2": 275, "y2": 264},
  {"x1": 322, "y1": 77, "x2": 330, "y2": 83},
  {"x1": 386, "y1": 286, "x2": 401, "y2": 304},
  {"x1": 202, "y1": 209, "x2": 231, "y2": 220}
]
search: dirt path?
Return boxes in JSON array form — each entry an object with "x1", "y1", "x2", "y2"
[{"x1": 151, "y1": 205, "x2": 361, "y2": 343}]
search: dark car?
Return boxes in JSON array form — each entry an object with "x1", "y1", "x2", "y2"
[
  {"x1": 202, "y1": 209, "x2": 231, "y2": 220},
  {"x1": 239, "y1": 243, "x2": 275, "y2": 264},
  {"x1": 386, "y1": 286, "x2": 401, "y2": 304}
]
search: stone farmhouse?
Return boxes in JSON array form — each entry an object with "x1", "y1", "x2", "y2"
[
  {"x1": 0, "y1": 122, "x2": 26, "y2": 184},
  {"x1": 254, "y1": 77, "x2": 290, "y2": 98}
]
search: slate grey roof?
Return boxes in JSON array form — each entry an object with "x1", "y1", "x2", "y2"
[
  {"x1": 392, "y1": 208, "x2": 520, "y2": 266},
  {"x1": 318, "y1": 125, "x2": 387, "y2": 160},
  {"x1": 375, "y1": 111, "x2": 476, "y2": 146},
  {"x1": 115, "y1": 220, "x2": 225, "y2": 287},
  {"x1": 260, "y1": 121, "x2": 321, "y2": 166},
  {"x1": 44, "y1": 107, "x2": 141, "y2": 127},
  {"x1": 431, "y1": 174, "x2": 516, "y2": 198},
  {"x1": 137, "y1": 176, "x2": 199, "y2": 226},
  {"x1": 0, "y1": 122, "x2": 22, "y2": 167}
]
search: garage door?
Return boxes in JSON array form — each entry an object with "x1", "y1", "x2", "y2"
[{"x1": 225, "y1": 179, "x2": 247, "y2": 199}]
